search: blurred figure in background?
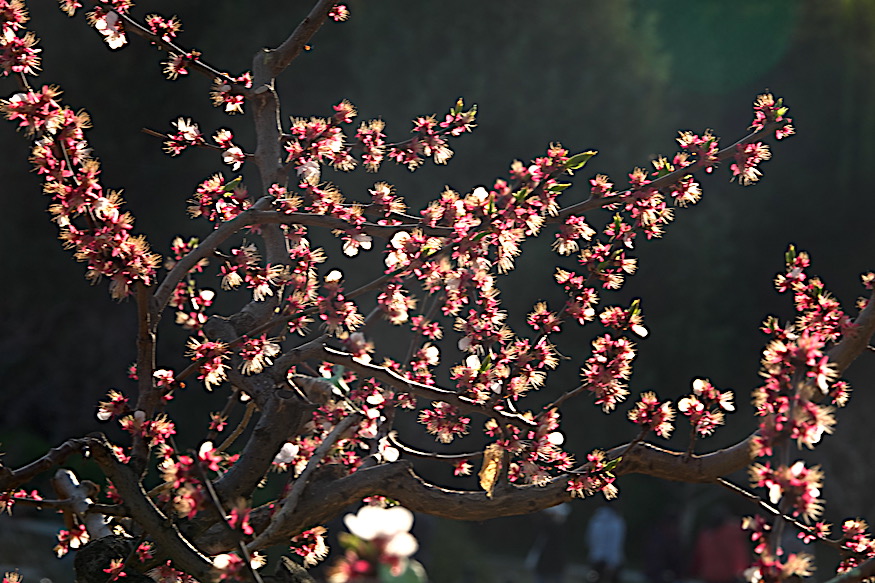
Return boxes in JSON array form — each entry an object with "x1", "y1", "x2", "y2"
[
  {"x1": 528, "y1": 503, "x2": 571, "y2": 583},
  {"x1": 689, "y1": 507, "x2": 750, "y2": 583},
  {"x1": 643, "y1": 509, "x2": 684, "y2": 583},
  {"x1": 586, "y1": 503, "x2": 625, "y2": 583}
]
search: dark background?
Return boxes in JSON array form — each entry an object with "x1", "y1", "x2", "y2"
[{"x1": 2, "y1": 1, "x2": 875, "y2": 580}]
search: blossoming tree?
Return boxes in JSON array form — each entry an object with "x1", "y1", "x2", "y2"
[{"x1": 2, "y1": 1, "x2": 874, "y2": 583}]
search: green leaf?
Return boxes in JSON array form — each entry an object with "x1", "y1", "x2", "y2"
[
  {"x1": 514, "y1": 187, "x2": 531, "y2": 202},
  {"x1": 602, "y1": 456, "x2": 621, "y2": 473},
  {"x1": 477, "y1": 353, "x2": 493, "y2": 373},
  {"x1": 545, "y1": 182, "x2": 572, "y2": 194},
  {"x1": 629, "y1": 298, "x2": 641, "y2": 316},
  {"x1": 450, "y1": 98, "x2": 464, "y2": 116},
  {"x1": 785, "y1": 245, "x2": 797, "y2": 265},
  {"x1": 326, "y1": 366, "x2": 350, "y2": 395},
  {"x1": 565, "y1": 150, "x2": 598, "y2": 171},
  {"x1": 222, "y1": 176, "x2": 243, "y2": 192}
]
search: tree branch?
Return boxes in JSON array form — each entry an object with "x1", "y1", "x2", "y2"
[
  {"x1": 86, "y1": 436, "x2": 219, "y2": 582},
  {"x1": 822, "y1": 559, "x2": 875, "y2": 583},
  {"x1": 267, "y1": 0, "x2": 339, "y2": 79},
  {"x1": 828, "y1": 289, "x2": 875, "y2": 372},
  {"x1": 246, "y1": 412, "x2": 362, "y2": 551},
  {"x1": 196, "y1": 431, "x2": 760, "y2": 552},
  {"x1": 319, "y1": 345, "x2": 537, "y2": 430},
  {"x1": 552, "y1": 120, "x2": 790, "y2": 223},
  {"x1": 0, "y1": 437, "x2": 88, "y2": 492},
  {"x1": 212, "y1": 388, "x2": 313, "y2": 504}
]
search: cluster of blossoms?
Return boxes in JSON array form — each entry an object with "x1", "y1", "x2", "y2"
[
  {"x1": 749, "y1": 461, "x2": 824, "y2": 522},
  {"x1": 1, "y1": 85, "x2": 159, "y2": 300},
  {"x1": 274, "y1": 371, "x2": 411, "y2": 478},
  {"x1": 752, "y1": 248, "x2": 850, "y2": 457},
  {"x1": 166, "y1": 237, "x2": 215, "y2": 330},
  {"x1": 418, "y1": 401, "x2": 470, "y2": 444},
  {"x1": 325, "y1": 505, "x2": 421, "y2": 583},
  {"x1": 678, "y1": 378, "x2": 735, "y2": 437},
  {"x1": 751, "y1": 93, "x2": 795, "y2": 140},
  {"x1": 220, "y1": 243, "x2": 287, "y2": 301},
  {"x1": 156, "y1": 442, "x2": 239, "y2": 520},
  {"x1": 742, "y1": 515, "x2": 815, "y2": 583},
  {"x1": 580, "y1": 334, "x2": 636, "y2": 412},
  {"x1": 741, "y1": 246, "x2": 870, "y2": 581},
  {"x1": 627, "y1": 391, "x2": 674, "y2": 439},
  {"x1": 500, "y1": 409, "x2": 574, "y2": 486},
  {"x1": 836, "y1": 520, "x2": 875, "y2": 573},
  {"x1": 0, "y1": 0, "x2": 39, "y2": 77},
  {"x1": 77, "y1": 3, "x2": 133, "y2": 50},
  {"x1": 567, "y1": 450, "x2": 619, "y2": 499}
]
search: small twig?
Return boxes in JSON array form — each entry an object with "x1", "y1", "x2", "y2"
[
  {"x1": 196, "y1": 458, "x2": 264, "y2": 583},
  {"x1": 551, "y1": 120, "x2": 791, "y2": 223},
  {"x1": 684, "y1": 425, "x2": 698, "y2": 460},
  {"x1": 110, "y1": 9, "x2": 244, "y2": 89},
  {"x1": 141, "y1": 127, "x2": 236, "y2": 154},
  {"x1": 204, "y1": 388, "x2": 243, "y2": 445},
  {"x1": 544, "y1": 383, "x2": 588, "y2": 411},
  {"x1": 387, "y1": 433, "x2": 483, "y2": 461},
  {"x1": 717, "y1": 477, "x2": 844, "y2": 551},
  {"x1": 215, "y1": 401, "x2": 257, "y2": 454},
  {"x1": 321, "y1": 345, "x2": 536, "y2": 430}
]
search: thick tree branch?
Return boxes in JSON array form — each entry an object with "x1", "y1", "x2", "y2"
[
  {"x1": 86, "y1": 436, "x2": 219, "y2": 582},
  {"x1": 0, "y1": 437, "x2": 88, "y2": 492},
  {"x1": 822, "y1": 559, "x2": 875, "y2": 583},
  {"x1": 267, "y1": 0, "x2": 338, "y2": 79},
  {"x1": 247, "y1": 412, "x2": 362, "y2": 551},
  {"x1": 197, "y1": 432, "x2": 760, "y2": 552},
  {"x1": 212, "y1": 389, "x2": 313, "y2": 504}
]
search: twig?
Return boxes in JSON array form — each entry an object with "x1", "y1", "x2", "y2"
[
  {"x1": 215, "y1": 401, "x2": 257, "y2": 454},
  {"x1": 387, "y1": 433, "x2": 483, "y2": 461},
  {"x1": 110, "y1": 9, "x2": 245, "y2": 89},
  {"x1": 544, "y1": 383, "x2": 589, "y2": 411},
  {"x1": 196, "y1": 457, "x2": 264, "y2": 583},
  {"x1": 717, "y1": 477, "x2": 844, "y2": 551},
  {"x1": 321, "y1": 345, "x2": 536, "y2": 430},
  {"x1": 551, "y1": 120, "x2": 791, "y2": 223},
  {"x1": 141, "y1": 127, "x2": 236, "y2": 154}
]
